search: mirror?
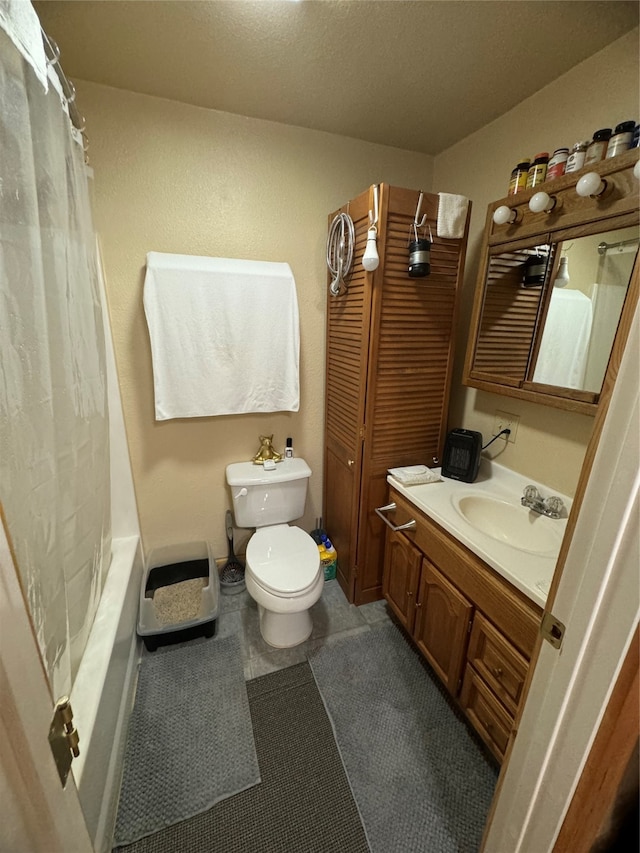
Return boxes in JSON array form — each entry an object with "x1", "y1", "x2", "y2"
[
  {"x1": 471, "y1": 242, "x2": 552, "y2": 386},
  {"x1": 531, "y1": 226, "x2": 639, "y2": 393},
  {"x1": 464, "y1": 150, "x2": 639, "y2": 413}
]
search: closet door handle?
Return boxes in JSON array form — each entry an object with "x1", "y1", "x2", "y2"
[{"x1": 375, "y1": 503, "x2": 417, "y2": 532}]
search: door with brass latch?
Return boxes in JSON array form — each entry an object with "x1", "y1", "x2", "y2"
[{"x1": 0, "y1": 510, "x2": 92, "y2": 851}]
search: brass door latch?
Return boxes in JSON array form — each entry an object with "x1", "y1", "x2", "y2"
[
  {"x1": 48, "y1": 696, "x2": 80, "y2": 787},
  {"x1": 540, "y1": 611, "x2": 566, "y2": 650}
]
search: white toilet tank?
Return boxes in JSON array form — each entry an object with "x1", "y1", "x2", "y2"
[{"x1": 226, "y1": 458, "x2": 311, "y2": 529}]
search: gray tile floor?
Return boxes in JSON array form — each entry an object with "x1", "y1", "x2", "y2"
[{"x1": 216, "y1": 579, "x2": 393, "y2": 680}]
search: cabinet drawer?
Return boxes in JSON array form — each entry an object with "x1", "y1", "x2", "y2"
[
  {"x1": 468, "y1": 613, "x2": 529, "y2": 716},
  {"x1": 460, "y1": 666, "x2": 512, "y2": 763}
]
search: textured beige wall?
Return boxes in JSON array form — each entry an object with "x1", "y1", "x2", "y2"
[
  {"x1": 433, "y1": 29, "x2": 639, "y2": 497},
  {"x1": 78, "y1": 80, "x2": 434, "y2": 557},
  {"x1": 80, "y1": 27, "x2": 638, "y2": 559}
]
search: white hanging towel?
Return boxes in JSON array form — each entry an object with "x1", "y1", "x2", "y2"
[
  {"x1": 532, "y1": 289, "x2": 593, "y2": 389},
  {"x1": 437, "y1": 193, "x2": 469, "y2": 239},
  {"x1": 143, "y1": 253, "x2": 300, "y2": 420}
]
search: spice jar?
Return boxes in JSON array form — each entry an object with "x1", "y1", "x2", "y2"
[
  {"x1": 584, "y1": 129, "x2": 612, "y2": 166},
  {"x1": 546, "y1": 148, "x2": 569, "y2": 181},
  {"x1": 606, "y1": 121, "x2": 636, "y2": 158},
  {"x1": 508, "y1": 159, "x2": 530, "y2": 195},
  {"x1": 565, "y1": 140, "x2": 590, "y2": 174},
  {"x1": 525, "y1": 153, "x2": 549, "y2": 189}
]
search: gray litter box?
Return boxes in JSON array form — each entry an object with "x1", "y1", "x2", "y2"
[{"x1": 137, "y1": 541, "x2": 219, "y2": 651}]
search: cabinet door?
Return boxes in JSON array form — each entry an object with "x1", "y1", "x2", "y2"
[
  {"x1": 414, "y1": 559, "x2": 473, "y2": 696},
  {"x1": 382, "y1": 528, "x2": 421, "y2": 632}
]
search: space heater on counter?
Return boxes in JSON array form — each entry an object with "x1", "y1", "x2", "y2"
[{"x1": 441, "y1": 429, "x2": 483, "y2": 483}]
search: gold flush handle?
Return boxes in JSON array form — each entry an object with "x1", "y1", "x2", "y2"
[{"x1": 48, "y1": 695, "x2": 80, "y2": 787}]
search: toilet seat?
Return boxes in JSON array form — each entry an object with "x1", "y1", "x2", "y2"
[{"x1": 246, "y1": 525, "x2": 320, "y2": 596}]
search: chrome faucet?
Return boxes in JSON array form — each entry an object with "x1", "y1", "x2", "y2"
[{"x1": 521, "y1": 485, "x2": 565, "y2": 518}]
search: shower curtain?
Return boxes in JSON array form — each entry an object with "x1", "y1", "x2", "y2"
[
  {"x1": 584, "y1": 251, "x2": 632, "y2": 393},
  {"x1": 0, "y1": 23, "x2": 111, "y2": 699}
]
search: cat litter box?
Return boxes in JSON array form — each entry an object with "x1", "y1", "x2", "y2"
[{"x1": 137, "y1": 541, "x2": 219, "y2": 651}]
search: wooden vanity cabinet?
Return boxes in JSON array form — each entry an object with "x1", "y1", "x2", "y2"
[{"x1": 381, "y1": 487, "x2": 542, "y2": 763}]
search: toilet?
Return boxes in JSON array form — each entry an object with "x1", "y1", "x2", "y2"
[{"x1": 225, "y1": 457, "x2": 323, "y2": 648}]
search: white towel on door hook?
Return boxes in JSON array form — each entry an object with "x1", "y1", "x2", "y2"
[
  {"x1": 437, "y1": 193, "x2": 470, "y2": 239},
  {"x1": 143, "y1": 253, "x2": 300, "y2": 419}
]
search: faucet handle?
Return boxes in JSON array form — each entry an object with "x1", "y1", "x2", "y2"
[
  {"x1": 544, "y1": 495, "x2": 565, "y2": 517},
  {"x1": 523, "y1": 485, "x2": 540, "y2": 502}
]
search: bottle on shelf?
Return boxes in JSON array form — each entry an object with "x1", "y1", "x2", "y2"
[
  {"x1": 508, "y1": 159, "x2": 530, "y2": 195},
  {"x1": 546, "y1": 148, "x2": 569, "y2": 181},
  {"x1": 606, "y1": 121, "x2": 636, "y2": 159},
  {"x1": 584, "y1": 129, "x2": 612, "y2": 166},
  {"x1": 525, "y1": 153, "x2": 549, "y2": 189},
  {"x1": 565, "y1": 140, "x2": 590, "y2": 174}
]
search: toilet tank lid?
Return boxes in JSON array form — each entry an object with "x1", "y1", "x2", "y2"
[{"x1": 226, "y1": 457, "x2": 311, "y2": 486}]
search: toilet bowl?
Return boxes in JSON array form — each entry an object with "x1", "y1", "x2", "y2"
[
  {"x1": 225, "y1": 458, "x2": 323, "y2": 648},
  {"x1": 245, "y1": 524, "x2": 323, "y2": 647}
]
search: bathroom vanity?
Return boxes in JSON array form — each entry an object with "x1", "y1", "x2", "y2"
[{"x1": 378, "y1": 463, "x2": 569, "y2": 763}]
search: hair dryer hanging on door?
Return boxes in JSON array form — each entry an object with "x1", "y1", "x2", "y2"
[
  {"x1": 408, "y1": 192, "x2": 432, "y2": 277},
  {"x1": 326, "y1": 210, "x2": 355, "y2": 296}
]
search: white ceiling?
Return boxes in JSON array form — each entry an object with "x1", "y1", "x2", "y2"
[{"x1": 34, "y1": 1, "x2": 639, "y2": 155}]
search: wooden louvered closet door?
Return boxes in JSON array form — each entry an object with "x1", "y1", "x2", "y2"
[
  {"x1": 323, "y1": 188, "x2": 371, "y2": 602},
  {"x1": 324, "y1": 184, "x2": 470, "y2": 605}
]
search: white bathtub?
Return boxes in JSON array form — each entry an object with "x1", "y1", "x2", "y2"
[{"x1": 70, "y1": 535, "x2": 143, "y2": 853}]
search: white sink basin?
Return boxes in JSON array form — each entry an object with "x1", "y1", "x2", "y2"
[{"x1": 453, "y1": 494, "x2": 564, "y2": 556}]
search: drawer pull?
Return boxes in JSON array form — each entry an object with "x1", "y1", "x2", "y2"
[
  {"x1": 375, "y1": 503, "x2": 417, "y2": 532},
  {"x1": 492, "y1": 667, "x2": 503, "y2": 679}
]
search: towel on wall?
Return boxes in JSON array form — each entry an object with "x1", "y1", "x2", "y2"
[
  {"x1": 437, "y1": 193, "x2": 470, "y2": 239},
  {"x1": 143, "y1": 253, "x2": 300, "y2": 420},
  {"x1": 532, "y1": 288, "x2": 593, "y2": 389}
]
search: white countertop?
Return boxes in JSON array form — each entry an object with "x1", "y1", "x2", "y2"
[{"x1": 387, "y1": 460, "x2": 571, "y2": 608}]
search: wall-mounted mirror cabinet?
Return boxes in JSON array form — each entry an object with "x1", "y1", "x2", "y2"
[{"x1": 464, "y1": 149, "x2": 639, "y2": 414}]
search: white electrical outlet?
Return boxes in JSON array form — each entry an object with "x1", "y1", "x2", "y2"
[{"x1": 493, "y1": 410, "x2": 520, "y2": 444}]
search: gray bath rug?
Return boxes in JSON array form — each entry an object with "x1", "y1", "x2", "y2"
[
  {"x1": 113, "y1": 662, "x2": 369, "y2": 853},
  {"x1": 113, "y1": 634, "x2": 260, "y2": 846},
  {"x1": 309, "y1": 622, "x2": 498, "y2": 853}
]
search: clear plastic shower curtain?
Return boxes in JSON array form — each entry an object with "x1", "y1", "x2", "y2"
[{"x1": 0, "y1": 27, "x2": 111, "y2": 699}]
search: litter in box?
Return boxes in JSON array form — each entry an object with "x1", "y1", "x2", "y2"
[{"x1": 153, "y1": 578, "x2": 207, "y2": 626}]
